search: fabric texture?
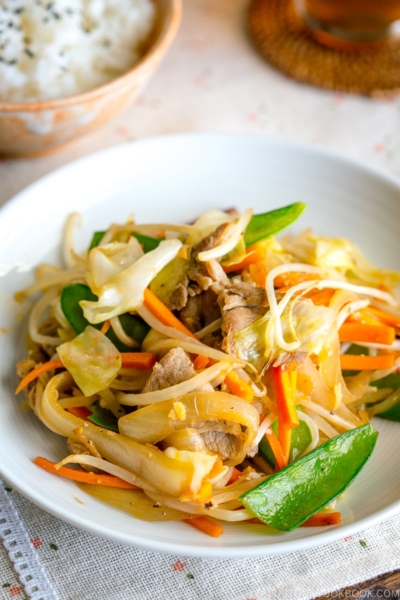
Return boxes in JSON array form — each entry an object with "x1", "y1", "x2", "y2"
[
  {"x1": 1, "y1": 0, "x2": 400, "y2": 599},
  {"x1": 1, "y1": 481, "x2": 400, "y2": 600}
]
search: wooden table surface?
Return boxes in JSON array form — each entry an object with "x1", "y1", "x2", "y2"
[{"x1": 316, "y1": 570, "x2": 400, "y2": 599}]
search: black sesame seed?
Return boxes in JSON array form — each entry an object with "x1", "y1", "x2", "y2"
[{"x1": 24, "y1": 48, "x2": 35, "y2": 58}]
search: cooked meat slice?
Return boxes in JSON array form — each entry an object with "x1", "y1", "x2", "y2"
[
  {"x1": 200, "y1": 430, "x2": 241, "y2": 459},
  {"x1": 16, "y1": 358, "x2": 36, "y2": 380},
  {"x1": 142, "y1": 347, "x2": 196, "y2": 392},
  {"x1": 201, "y1": 289, "x2": 221, "y2": 326},
  {"x1": 66, "y1": 439, "x2": 103, "y2": 473},
  {"x1": 179, "y1": 295, "x2": 203, "y2": 333},
  {"x1": 205, "y1": 260, "x2": 230, "y2": 293},
  {"x1": 168, "y1": 282, "x2": 189, "y2": 312},
  {"x1": 219, "y1": 282, "x2": 268, "y2": 311},
  {"x1": 201, "y1": 332, "x2": 223, "y2": 351},
  {"x1": 187, "y1": 223, "x2": 233, "y2": 292},
  {"x1": 222, "y1": 305, "x2": 265, "y2": 336}
]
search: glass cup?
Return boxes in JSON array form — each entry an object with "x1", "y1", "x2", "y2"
[{"x1": 294, "y1": 0, "x2": 400, "y2": 48}]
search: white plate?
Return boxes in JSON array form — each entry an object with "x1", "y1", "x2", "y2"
[{"x1": 1, "y1": 134, "x2": 400, "y2": 559}]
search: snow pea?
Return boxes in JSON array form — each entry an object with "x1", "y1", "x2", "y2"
[
  {"x1": 60, "y1": 283, "x2": 150, "y2": 351},
  {"x1": 259, "y1": 418, "x2": 312, "y2": 467},
  {"x1": 373, "y1": 373, "x2": 400, "y2": 421},
  {"x1": 87, "y1": 404, "x2": 119, "y2": 432},
  {"x1": 244, "y1": 202, "x2": 306, "y2": 247},
  {"x1": 88, "y1": 231, "x2": 162, "y2": 253},
  {"x1": 241, "y1": 424, "x2": 378, "y2": 531}
]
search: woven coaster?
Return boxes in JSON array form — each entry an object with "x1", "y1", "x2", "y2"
[{"x1": 248, "y1": 0, "x2": 400, "y2": 97}]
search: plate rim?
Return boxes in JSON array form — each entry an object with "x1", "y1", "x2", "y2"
[{"x1": 1, "y1": 132, "x2": 400, "y2": 558}]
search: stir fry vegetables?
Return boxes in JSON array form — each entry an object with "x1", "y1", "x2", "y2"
[{"x1": 15, "y1": 204, "x2": 400, "y2": 537}]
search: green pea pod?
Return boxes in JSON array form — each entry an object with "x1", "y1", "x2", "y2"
[
  {"x1": 60, "y1": 284, "x2": 149, "y2": 351},
  {"x1": 88, "y1": 231, "x2": 162, "y2": 253},
  {"x1": 87, "y1": 404, "x2": 119, "y2": 432},
  {"x1": 259, "y1": 418, "x2": 312, "y2": 467},
  {"x1": 372, "y1": 373, "x2": 400, "y2": 421},
  {"x1": 241, "y1": 424, "x2": 378, "y2": 531},
  {"x1": 244, "y1": 202, "x2": 306, "y2": 247}
]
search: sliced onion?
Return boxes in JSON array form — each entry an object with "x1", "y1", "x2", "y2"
[
  {"x1": 146, "y1": 492, "x2": 253, "y2": 521},
  {"x1": 116, "y1": 361, "x2": 233, "y2": 406},
  {"x1": 301, "y1": 406, "x2": 340, "y2": 439},
  {"x1": 63, "y1": 212, "x2": 82, "y2": 269},
  {"x1": 298, "y1": 411, "x2": 319, "y2": 455},
  {"x1": 197, "y1": 209, "x2": 253, "y2": 262},
  {"x1": 56, "y1": 454, "x2": 154, "y2": 491},
  {"x1": 29, "y1": 287, "x2": 63, "y2": 347}
]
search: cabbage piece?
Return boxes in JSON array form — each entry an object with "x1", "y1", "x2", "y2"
[
  {"x1": 282, "y1": 231, "x2": 400, "y2": 292},
  {"x1": 87, "y1": 237, "x2": 144, "y2": 293},
  {"x1": 188, "y1": 209, "x2": 234, "y2": 244},
  {"x1": 80, "y1": 239, "x2": 182, "y2": 324},
  {"x1": 149, "y1": 256, "x2": 189, "y2": 306},
  {"x1": 233, "y1": 298, "x2": 335, "y2": 367},
  {"x1": 57, "y1": 326, "x2": 121, "y2": 396}
]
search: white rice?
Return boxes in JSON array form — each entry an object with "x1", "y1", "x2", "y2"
[{"x1": 0, "y1": 0, "x2": 155, "y2": 102}]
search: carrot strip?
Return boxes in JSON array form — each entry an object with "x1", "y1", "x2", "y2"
[
  {"x1": 100, "y1": 320, "x2": 111, "y2": 335},
  {"x1": 193, "y1": 355, "x2": 210, "y2": 370},
  {"x1": 228, "y1": 468, "x2": 241, "y2": 485},
  {"x1": 66, "y1": 406, "x2": 92, "y2": 420},
  {"x1": 225, "y1": 371, "x2": 254, "y2": 402},
  {"x1": 15, "y1": 358, "x2": 64, "y2": 395},
  {"x1": 249, "y1": 262, "x2": 267, "y2": 287},
  {"x1": 278, "y1": 423, "x2": 292, "y2": 465},
  {"x1": 274, "y1": 272, "x2": 316, "y2": 289},
  {"x1": 265, "y1": 429, "x2": 287, "y2": 470},
  {"x1": 272, "y1": 366, "x2": 299, "y2": 429},
  {"x1": 207, "y1": 459, "x2": 224, "y2": 479},
  {"x1": 120, "y1": 352, "x2": 157, "y2": 369},
  {"x1": 184, "y1": 516, "x2": 223, "y2": 538},
  {"x1": 339, "y1": 323, "x2": 395, "y2": 346},
  {"x1": 305, "y1": 288, "x2": 336, "y2": 306},
  {"x1": 222, "y1": 244, "x2": 266, "y2": 274},
  {"x1": 365, "y1": 307, "x2": 400, "y2": 329},
  {"x1": 143, "y1": 288, "x2": 198, "y2": 339},
  {"x1": 34, "y1": 457, "x2": 139, "y2": 489},
  {"x1": 340, "y1": 354, "x2": 395, "y2": 371},
  {"x1": 301, "y1": 512, "x2": 341, "y2": 527}
]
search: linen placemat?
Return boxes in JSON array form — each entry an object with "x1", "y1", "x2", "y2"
[{"x1": 1, "y1": 480, "x2": 400, "y2": 600}]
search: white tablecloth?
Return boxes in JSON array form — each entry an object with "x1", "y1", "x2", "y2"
[{"x1": 1, "y1": 1, "x2": 400, "y2": 598}]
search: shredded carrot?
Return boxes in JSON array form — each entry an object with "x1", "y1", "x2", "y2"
[
  {"x1": 15, "y1": 358, "x2": 64, "y2": 395},
  {"x1": 365, "y1": 307, "x2": 400, "y2": 329},
  {"x1": 272, "y1": 366, "x2": 299, "y2": 429},
  {"x1": 120, "y1": 352, "x2": 157, "y2": 369},
  {"x1": 265, "y1": 429, "x2": 287, "y2": 470},
  {"x1": 339, "y1": 323, "x2": 395, "y2": 346},
  {"x1": 184, "y1": 516, "x2": 223, "y2": 538},
  {"x1": 143, "y1": 288, "x2": 198, "y2": 339},
  {"x1": 66, "y1": 406, "x2": 92, "y2": 420},
  {"x1": 249, "y1": 262, "x2": 267, "y2": 287},
  {"x1": 100, "y1": 320, "x2": 111, "y2": 335},
  {"x1": 222, "y1": 243, "x2": 266, "y2": 274},
  {"x1": 305, "y1": 288, "x2": 336, "y2": 306},
  {"x1": 301, "y1": 512, "x2": 341, "y2": 527},
  {"x1": 207, "y1": 459, "x2": 224, "y2": 479},
  {"x1": 247, "y1": 511, "x2": 341, "y2": 527},
  {"x1": 228, "y1": 468, "x2": 241, "y2": 485},
  {"x1": 278, "y1": 424, "x2": 292, "y2": 465},
  {"x1": 34, "y1": 456, "x2": 139, "y2": 489},
  {"x1": 340, "y1": 354, "x2": 395, "y2": 371},
  {"x1": 274, "y1": 271, "x2": 317, "y2": 289},
  {"x1": 193, "y1": 355, "x2": 210, "y2": 370},
  {"x1": 225, "y1": 371, "x2": 254, "y2": 402}
]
